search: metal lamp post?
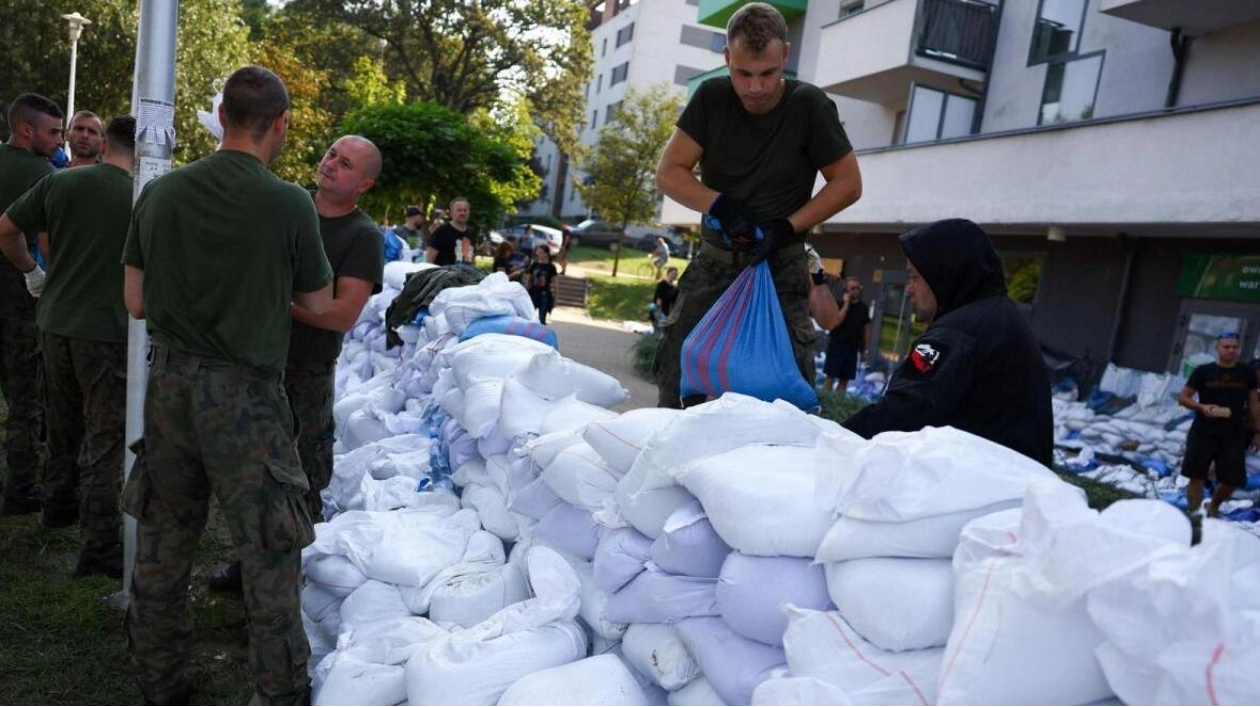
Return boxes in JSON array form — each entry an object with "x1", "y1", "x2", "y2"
[{"x1": 62, "y1": 12, "x2": 92, "y2": 120}]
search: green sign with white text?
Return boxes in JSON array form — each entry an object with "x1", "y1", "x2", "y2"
[{"x1": 1177, "y1": 253, "x2": 1260, "y2": 304}]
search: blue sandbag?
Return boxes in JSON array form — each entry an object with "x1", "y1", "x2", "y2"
[
  {"x1": 459, "y1": 314, "x2": 559, "y2": 349},
  {"x1": 1247, "y1": 472, "x2": 1260, "y2": 492},
  {"x1": 680, "y1": 261, "x2": 818, "y2": 411}
]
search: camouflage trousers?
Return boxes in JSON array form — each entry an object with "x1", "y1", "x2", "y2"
[
  {"x1": 654, "y1": 241, "x2": 816, "y2": 408},
  {"x1": 123, "y1": 345, "x2": 313, "y2": 705},
  {"x1": 40, "y1": 332, "x2": 126, "y2": 549},
  {"x1": 284, "y1": 362, "x2": 335, "y2": 521},
  {"x1": 0, "y1": 312, "x2": 43, "y2": 503}
]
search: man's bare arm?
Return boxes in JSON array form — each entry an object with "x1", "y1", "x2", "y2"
[
  {"x1": 124, "y1": 265, "x2": 145, "y2": 319},
  {"x1": 291, "y1": 276, "x2": 374, "y2": 333},
  {"x1": 294, "y1": 283, "x2": 334, "y2": 317},
  {"x1": 655, "y1": 129, "x2": 718, "y2": 213},
  {"x1": 0, "y1": 215, "x2": 38, "y2": 273},
  {"x1": 786, "y1": 152, "x2": 862, "y2": 233}
]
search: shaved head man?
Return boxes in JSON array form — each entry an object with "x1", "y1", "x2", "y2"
[{"x1": 66, "y1": 111, "x2": 104, "y2": 167}]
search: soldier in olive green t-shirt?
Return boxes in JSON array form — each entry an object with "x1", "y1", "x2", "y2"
[
  {"x1": 118, "y1": 66, "x2": 332, "y2": 706},
  {"x1": 0, "y1": 115, "x2": 136, "y2": 577},
  {"x1": 0, "y1": 92, "x2": 63, "y2": 515}
]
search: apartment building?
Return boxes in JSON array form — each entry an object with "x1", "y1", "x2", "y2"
[
  {"x1": 663, "y1": 0, "x2": 1260, "y2": 379},
  {"x1": 521, "y1": 0, "x2": 732, "y2": 221}
]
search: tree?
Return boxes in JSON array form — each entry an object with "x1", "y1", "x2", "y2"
[
  {"x1": 252, "y1": 37, "x2": 335, "y2": 186},
  {"x1": 339, "y1": 100, "x2": 539, "y2": 230},
  {"x1": 285, "y1": 0, "x2": 593, "y2": 156},
  {"x1": 575, "y1": 85, "x2": 680, "y2": 276}
]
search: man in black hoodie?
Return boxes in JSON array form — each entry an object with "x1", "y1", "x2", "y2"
[{"x1": 843, "y1": 219, "x2": 1053, "y2": 467}]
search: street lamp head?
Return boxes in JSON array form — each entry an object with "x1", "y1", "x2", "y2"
[{"x1": 62, "y1": 12, "x2": 92, "y2": 42}]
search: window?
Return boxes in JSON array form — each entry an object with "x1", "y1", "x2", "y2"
[
  {"x1": 591, "y1": 109, "x2": 598, "y2": 130},
  {"x1": 610, "y1": 62, "x2": 629, "y2": 85},
  {"x1": 903, "y1": 84, "x2": 976, "y2": 144},
  {"x1": 891, "y1": 110, "x2": 906, "y2": 146},
  {"x1": 680, "y1": 25, "x2": 722, "y2": 52},
  {"x1": 711, "y1": 32, "x2": 726, "y2": 52},
  {"x1": 606, "y1": 101, "x2": 622, "y2": 124},
  {"x1": 686, "y1": 0, "x2": 699, "y2": 5},
  {"x1": 602, "y1": 38, "x2": 608, "y2": 57},
  {"x1": 840, "y1": 0, "x2": 865, "y2": 18},
  {"x1": 1029, "y1": 0, "x2": 1087, "y2": 64},
  {"x1": 616, "y1": 23, "x2": 635, "y2": 48},
  {"x1": 674, "y1": 64, "x2": 706, "y2": 86},
  {"x1": 1039, "y1": 53, "x2": 1103, "y2": 125},
  {"x1": 597, "y1": 74, "x2": 603, "y2": 93}
]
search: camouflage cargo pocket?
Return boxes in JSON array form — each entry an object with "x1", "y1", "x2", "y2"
[
  {"x1": 120, "y1": 438, "x2": 150, "y2": 518},
  {"x1": 263, "y1": 461, "x2": 316, "y2": 552}
]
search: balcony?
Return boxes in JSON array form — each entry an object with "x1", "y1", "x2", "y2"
[
  {"x1": 697, "y1": 0, "x2": 808, "y2": 30},
  {"x1": 686, "y1": 65, "x2": 798, "y2": 99},
  {"x1": 660, "y1": 100, "x2": 1260, "y2": 233},
  {"x1": 814, "y1": 0, "x2": 997, "y2": 105},
  {"x1": 1100, "y1": 0, "x2": 1260, "y2": 37}
]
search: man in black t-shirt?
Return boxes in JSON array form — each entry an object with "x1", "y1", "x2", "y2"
[
  {"x1": 426, "y1": 196, "x2": 475, "y2": 265},
  {"x1": 823, "y1": 277, "x2": 871, "y2": 393},
  {"x1": 1177, "y1": 332, "x2": 1260, "y2": 518},
  {"x1": 653, "y1": 2, "x2": 862, "y2": 408}
]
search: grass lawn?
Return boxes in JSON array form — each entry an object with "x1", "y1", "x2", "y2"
[{"x1": 0, "y1": 395, "x2": 253, "y2": 705}]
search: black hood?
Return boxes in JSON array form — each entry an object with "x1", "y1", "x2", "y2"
[{"x1": 899, "y1": 219, "x2": 1007, "y2": 318}]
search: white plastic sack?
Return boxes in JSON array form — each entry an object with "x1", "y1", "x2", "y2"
[
  {"x1": 593, "y1": 527, "x2": 654, "y2": 593},
  {"x1": 604, "y1": 568, "x2": 719, "y2": 625},
  {"x1": 622, "y1": 623, "x2": 702, "y2": 692},
  {"x1": 674, "y1": 444, "x2": 832, "y2": 558},
  {"x1": 751, "y1": 677, "x2": 853, "y2": 706},
  {"x1": 541, "y1": 394, "x2": 618, "y2": 435},
  {"x1": 428, "y1": 562, "x2": 531, "y2": 629},
  {"x1": 513, "y1": 348, "x2": 629, "y2": 408},
  {"x1": 339, "y1": 580, "x2": 414, "y2": 630},
  {"x1": 674, "y1": 617, "x2": 786, "y2": 706},
  {"x1": 650, "y1": 499, "x2": 731, "y2": 578},
  {"x1": 508, "y1": 476, "x2": 564, "y2": 521},
  {"x1": 573, "y1": 561, "x2": 627, "y2": 641},
  {"x1": 462, "y1": 482, "x2": 520, "y2": 542},
  {"x1": 500, "y1": 378, "x2": 560, "y2": 438},
  {"x1": 717, "y1": 553, "x2": 831, "y2": 647},
  {"x1": 668, "y1": 678, "x2": 726, "y2": 706},
  {"x1": 541, "y1": 442, "x2": 622, "y2": 514},
  {"x1": 497, "y1": 654, "x2": 651, "y2": 706},
  {"x1": 304, "y1": 554, "x2": 368, "y2": 597},
  {"x1": 448, "y1": 334, "x2": 550, "y2": 388},
  {"x1": 533, "y1": 502, "x2": 601, "y2": 560},
  {"x1": 781, "y1": 606, "x2": 943, "y2": 706},
  {"x1": 314, "y1": 655, "x2": 406, "y2": 707},
  {"x1": 824, "y1": 557, "x2": 954, "y2": 651},
  {"x1": 815, "y1": 500, "x2": 1022, "y2": 562},
  {"x1": 584, "y1": 407, "x2": 683, "y2": 473},
  {"x1": 461, "y1": 379, "x2": 505, "y2": 439}
]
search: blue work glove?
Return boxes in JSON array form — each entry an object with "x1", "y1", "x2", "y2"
[
  {"x1": 704, "y1": 194, "x2": 763, "y2": 252},
  {"x1": 49, "y1": 146, "x2": 69, "y2": 169},
  {"x1": 750, "y1": 218, "x2": 794, "y2": 265}
]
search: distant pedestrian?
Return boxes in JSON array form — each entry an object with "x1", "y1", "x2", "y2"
[
  {"x1": 822, "y1": 277, "x2": 871, "y2": 393},
  {"x1": 528, "y1": 245, "x2": 558, "y2": 324},
  {"x1": 1177, "y1": 332, "x2": 1260, "y2": 518},
  {"x1": 393, "y1": 204, "x2": 424, "y2": 249},
  {"x1": 558, "y1": 223, "x2": 573, "y2": 275},
  {"x1": 426, "y1": 196, "x2": 475, "y2": 265},
  {"x1": 121, "y1": 65, "x2": 333, "y2": 705}
]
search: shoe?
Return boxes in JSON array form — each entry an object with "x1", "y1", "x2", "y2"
[
  {"x1": 42, "y1": 504, "x2": 79, "y2": 529},
  {"x1": 208, "y1": 561, "x2": 243, "y2": 594},
  {"x1": 75, "y1": 543, "x2": 124, "y2": 579}
]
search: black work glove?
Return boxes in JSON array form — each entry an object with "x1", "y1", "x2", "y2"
[
  {"x1": 750, "y1": 218, "x2": 795, "y2": 265},
  {"x1": 704, "y1": 194, "x2": 763, "y2": 252}
]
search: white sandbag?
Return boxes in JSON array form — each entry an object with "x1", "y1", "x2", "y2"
[
  {"x1": 936, "y1": 482, "x2": 1190, "y2": 706},
  {"x1": 359, "y1": 474, "x2": 431, "y2": 513},
  {"x1": 622, "y1": 393, "x2": 822, "y2": 497},
  {"x1": 429, "y1": 562, "x2": 531, "y2": 629},
  {"x1": 398, "y1": 530, "x2": 509, "y2": 616},
  {"x1": 478, "y1": 426, "x2": 512, "y2": 459},
  {"x1": 574, "y1": 561, "x2": 627, "y2": 641},
  {"x1": 462, "y1": 482, "x2": 520, "y2": 542},
  {"x1": 497, "y1": 654, "x2": 649, "y2": 706},
  {"x1": 815, "y1": 426, "x2": 1058, "y2": 523},
  {"x1": 541, "y1": 394, "x2": 618, "y2": 435},
  {"x1": 619, "y1": 483, "x2": 698, "y2": 540},
  {"x1": 335, "y1": 615, "x2": 447, "y2": 666},
  {"x1": 824, "y1": 557, "x2": 954, "y2": 651},
  {"x1": 462, "y1": 379, "x2": 505, "y2": 439},
  {"x1": 674, "y1": 617, "x2": 787, "y2": 706},
  {"x1": 304, "y1": 554, "x2": 367, "y2": 597},
  {"x1": 650, "y1": 499, "x2": 731, "y2": 578},
  {"x1": 382, "y1": 259, "x2": 429, "y2": 290},
  {"x1": 302, "y1": 582, "x2": 343, "y2": 623},
  {"x1": 314, "y1": 655, "x2": 406, "y2": 707},
  {"x1": 484, "y1": 454, "x2": 512, "y2": 494},
  {"x1": 523, "y1": 429, "x2": 585, "y2": 469},
  {"x1": 305, "y1": 612, "x2": 337, "y2": 676},
  {"x1": 405, "y1": 546, "x2": 586, "y2": 705},
  {"x1": 508, "y1": 476, "x2": 564, "y2": 521},
  {"x1": 533, "y1": 502, "x2": 601, "y2": 560},
  {"x1": 815, "y1": 500, "x2": 1022, "y2": 562},
  {"x1": 622, "y1": 623, "x2": 702, "y2": 692},
  {"x1": 781, "y1": 606, "x2": 942, "y2": 706},
  {"x1": 593, "y1": 527, "x2": 654, "y2": 593},
  {"x1": 604, "y1": 567, "x2": 719, "y2": 625},
  {"x1": 438, "y1": 388, "x2": 467, "y2": 429},
  {"x1": 500, "y1": 378, "x2": 560, "y2": 438},
  {"x1": 453, "y1": 457, "x2": 491, "y2": 487},
  {"x1": 339, "y1": 580, "x2": 414, "y2": 630},
  {"x1": 308, "y1": 508, "x2": 478, "y2": 588},
  {"x1": 449, "y1": 336, "x2": 549, "y2": 389},
  {"x1": 584, "y1": 407, "x2": 684, "y2": 473},
  {"x1": 669, "y1": 678, "x2": 726, "y2": 706},
  {"x1": 511, "y1": 348, "x2": 629, "y2": 406},
  {"x1": 541, "y1": 442, "x2": 622, "y2": 513},
  {"x1": 718, "y1": 553, "x2": 830, "y2": 647},
  {"x1": 333, "y1": 380, "x2": 406, "y2": 429},
  {"x1": 674, "y1": 444, "x2": 832, "y2": 558},
  {"x1": 1086, "y1": 520, "x2": 1260, "y2": 706},
  {"x1": 341, "y1": 408, "x2": 391, "y2": 451},
  {"x1": 752, "y1": 677, "x2": 852, "y2": 706}
]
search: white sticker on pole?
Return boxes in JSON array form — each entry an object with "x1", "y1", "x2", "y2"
[
  {"x1": 137, "y1": 156, "x2": 172, "y2": 187},
  {"x1": 136, "y1": 98, "x2": 176, "y2": 146}
]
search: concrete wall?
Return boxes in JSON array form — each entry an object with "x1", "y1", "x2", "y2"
[{"x1": 1178, "y1": 19, "x2": 1260, "y2": 106}]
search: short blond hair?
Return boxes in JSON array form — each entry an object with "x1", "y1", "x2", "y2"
[{"x1": 727, "y1": 2, "x2": 789, "y2": 54}]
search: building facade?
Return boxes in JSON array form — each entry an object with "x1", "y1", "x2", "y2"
[{"x1": 662, "y1": 0, "x2": 1260, "y2": 379}]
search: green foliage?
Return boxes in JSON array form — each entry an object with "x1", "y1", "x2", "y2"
[
  {"x1": 586, "y1": 273, "x2": 655, "y2": 323},
  {"x1": 345, "y1": 55, "x2": 407, "y2": 108},
  {"x1": 1006, "y1": 257, "x2": 1043, "y2": 304},
  {"x1": 285, "y1": 0, "x2": 593, "y2": 156},
  {"x1": 815, "y1": 390, "x2": 870, "y2": 424},
  {"x1": 339, "y1": 100, "x2": 539, "y2": 228},
  {"x1": 252, "y1": 32, "x2": 335, "y2": 185},
  {"x1": 632, "y1": 331, "x2": 660, "y2": 382}
]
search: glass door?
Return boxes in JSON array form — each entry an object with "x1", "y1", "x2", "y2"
[{"x1": 1167, "y1": 300, "x2": 1260, "y2": 376}]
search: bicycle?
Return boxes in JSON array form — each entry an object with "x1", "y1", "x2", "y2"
[{"x1": 633, "y1": 257, "x2": 666, "y2": 280}]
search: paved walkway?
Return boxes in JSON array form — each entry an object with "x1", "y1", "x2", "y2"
[{"x1": 548, "y1": 305, "x2": 659, "y2": 412}]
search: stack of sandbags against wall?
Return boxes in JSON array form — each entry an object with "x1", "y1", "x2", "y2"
[
  {"x1": 1086, "y1": 519, "x2": 1260, "y2": 705},
  {"x1": 405, "y1": 546, "x2": 589, "y2": 705},
  {"x1": 935, "y1": 481, "x2": 1190, "y2": 705},
  {"x1": 428, "y1": 271, "x2": 537, "y2": 337}
]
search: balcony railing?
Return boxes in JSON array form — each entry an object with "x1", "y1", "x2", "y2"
[{"x1": 914, "y1": 0, "x2": 998, "y2": 71}]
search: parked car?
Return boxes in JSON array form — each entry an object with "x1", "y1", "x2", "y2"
[
  {"x1": 570, "y1": 219, "x2": 683, "y2": 253},
  {"x1": 632, "y1": 226, "x2": 689, "y2": 256},
  {"x1": 521, "y1": 224, "x2": 564, "y2": 255}
]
